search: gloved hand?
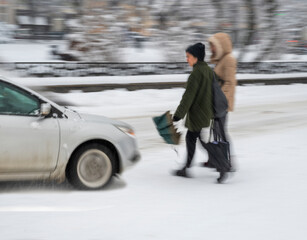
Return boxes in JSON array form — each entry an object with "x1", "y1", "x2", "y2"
[{"x1": 172, "y1": 115, "x2": 181, "y2": 122}]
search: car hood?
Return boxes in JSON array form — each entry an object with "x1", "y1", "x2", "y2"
[{"x1": 79, "y1": 113, "x2": 132, "y2": 129}]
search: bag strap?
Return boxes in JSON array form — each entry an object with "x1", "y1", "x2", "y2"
[
  {"x1": 208, "y1": 118, "x2": 218, "y2": 142},
  {"x1": 209, "y1": 118, "x2": 227, "y2": 142}
]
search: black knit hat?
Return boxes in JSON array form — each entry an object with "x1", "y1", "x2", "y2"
[{"x1": 186, "y1": 42, "x2": 205, "y2": 61}]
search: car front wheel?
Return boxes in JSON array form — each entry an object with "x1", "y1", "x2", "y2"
[{"x1": 67, "y1": 143, "x2": 115, "y2": 190}]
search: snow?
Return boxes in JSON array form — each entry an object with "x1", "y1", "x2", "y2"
[
  {"x1": 0, "y1": 41, "x2": 166, "y2": 63},
  {"x1": 0, "y1": 41, "x2": 65, "y2": 62},
  {"x1": 0, "y1": 81, "x2": 307, "y2": 239},
  {"x1": 1, "y1": 41, "x2": 306, "y2": 63},
  {"x1": 12, "y1": 74, "x2": 190, "y2": 86},
  {"x1": 122, "y1": 46, "x2": 166, "y2": 62},
  {"x1": 281, "y1": 54, "x2": 307, "y2": 61}
]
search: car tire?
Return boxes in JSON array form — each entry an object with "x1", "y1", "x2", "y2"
[{"x1": 67, "y1": 143, "x2": 115, "y2": 190}]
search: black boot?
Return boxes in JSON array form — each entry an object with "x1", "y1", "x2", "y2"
[
  {"x1": 217, "y1": 172, "x2": 228, "y2": 183},
  {"x1": 172, "y1": 167, "x2": 189, "y2": 178}
]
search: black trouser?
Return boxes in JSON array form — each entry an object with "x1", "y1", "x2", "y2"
[{"x1": 185, "y1": 130, "x2": 201, "y2": 168}]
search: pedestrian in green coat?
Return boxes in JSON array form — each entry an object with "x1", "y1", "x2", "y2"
[{"x1": 172, "y1": 42, "x2": 213, "y2": 177}]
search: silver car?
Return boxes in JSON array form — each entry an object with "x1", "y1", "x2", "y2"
[{"x1": 0, "y1": 77, "x2": 140, "y2": 190}]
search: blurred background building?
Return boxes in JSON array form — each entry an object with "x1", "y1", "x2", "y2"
[
  {"x1": 0, "y1": 0, "x2": 81, "y2": 40},
  {"x1": 0, "y1": 0, "x2": 306, "y2": 62}
]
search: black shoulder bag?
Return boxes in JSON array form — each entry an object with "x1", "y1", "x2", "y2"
[{"x1": 201, "y1": 118, "x2": 231, "y2": 173}]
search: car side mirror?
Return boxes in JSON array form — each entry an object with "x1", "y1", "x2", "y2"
[{"x1": 40, "y1": 103, "x2": 51, "y2": 117}]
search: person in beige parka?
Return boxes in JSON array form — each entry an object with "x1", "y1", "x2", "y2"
[
  {"x1": 204, "y1": 32, "x2": 237, "y2": 174},
  {"x1": 208, "y1": 32, "x2": 237, "y2": 111}
]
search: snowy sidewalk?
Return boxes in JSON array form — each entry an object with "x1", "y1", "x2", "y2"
[
  {"x1": 11, "y1": 72, "x2": 307, "y2": 85},
  {"x1": 2, "y1": 73, "x2": 307, "y2": 93}
]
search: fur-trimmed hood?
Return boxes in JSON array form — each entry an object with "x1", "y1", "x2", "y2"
[
  {"x1": 208, "y1": 32, "x2": 237, "y2": 112},
  {"x1": 208, "y1": 33, "x2": 233, "y2": 63}
]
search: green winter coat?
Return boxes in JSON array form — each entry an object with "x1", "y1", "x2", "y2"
[{"x1": 174, "y1": 61, "x2": 213, "y2": 132}]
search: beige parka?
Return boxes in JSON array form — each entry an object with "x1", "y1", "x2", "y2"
[{"x1": 208, "y1": 33, "x2": 237, "y2": 112}]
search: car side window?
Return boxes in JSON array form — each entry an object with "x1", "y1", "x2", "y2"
[{"x1": 0, "y1": 81, "x2": 40, "y2": 116}]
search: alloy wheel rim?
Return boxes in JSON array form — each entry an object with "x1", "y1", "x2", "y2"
[{"x1": 77, "y1": 149, "x2": 112, "y2": 188}]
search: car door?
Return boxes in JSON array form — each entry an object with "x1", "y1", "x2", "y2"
[{"x1": 0, "y1": 80, "x2": 60, "y2": 173}]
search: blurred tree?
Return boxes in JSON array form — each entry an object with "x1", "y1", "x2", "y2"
[
  {"x1": 71, "y1": 0, "x2": 83, "y2": 16},
  {"x1": 254, "y1": 0, "x2": 279, "y2": 61},
  {"x1": 211, "y1": 0, "x2": 224, "y2": 32},
  {"x1": 26, "y1": 0, "x2": 36, "y2": 37},
  {"x1": 59, "y1": 0, "x2": 126, "y2": 61},
  {"x1": 153, "y1": 0, "x2": 214, "y2": 62},
  {"x1": 237, "y1": 0, "x2": 256, "y2": 61},
  {"x1": 52, "y1": 0, "x2": 305, "y2": 62}
]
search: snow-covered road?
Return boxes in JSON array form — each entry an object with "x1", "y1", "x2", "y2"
[
  {"x1": 0, "y1": 84, "x2": 306, "y2": 240},
  {"x1": 62, "y1": 84, "x2": 307, "y2": 149}
]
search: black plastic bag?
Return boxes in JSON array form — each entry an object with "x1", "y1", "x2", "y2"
[{"x1": 201, "y1": 118, "x2": 231, "y2": 172}]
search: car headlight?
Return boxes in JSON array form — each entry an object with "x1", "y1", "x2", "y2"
[{"x1": 116, "y1": 126, "x2": 136, "y2": 137}]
